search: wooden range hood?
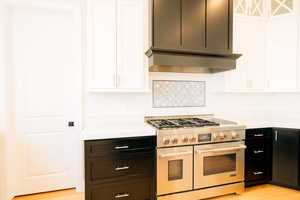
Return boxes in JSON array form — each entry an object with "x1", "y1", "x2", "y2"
[{"x1": 146, "y1": 0, "x2": 242, "y2": 73}]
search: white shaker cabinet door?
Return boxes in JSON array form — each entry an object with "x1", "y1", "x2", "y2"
[
  {"x1": 244, "y1": 18, "x2": 267, "y2": 91},
  {"x1": 116, "y1": 0, "x2": 146, "y2": 90},
  {"x1": 226, "y1": 17, "x2": 266, "y2": 91},
  {"x1": 266, "y1": 16, "x2": 298, "y2": 91},
  {"x1": 87, "y1": 0, "x2": 117, "y2": 90},
  {"x1": 226, "y1": 18, "x2": 248, "y2": 91}
]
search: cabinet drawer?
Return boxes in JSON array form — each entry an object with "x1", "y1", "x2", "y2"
[
  {"x1": 246, "y1": 128, "x2": 272, "y2": 140},
  {"x1": 85, "y1": 136, "x2": 156, "y2": 157},
  {"x1": 86, "y1": 178, "x2": 153, "y2": 200},
  {"x1": 86, "y1": 151, "x2": 154, "y2": 184},
  {"x1": 246, "y1": 143, "x2": 268, "y2": 160},
  {"x1": 245, "y1": 162, "x2": 268, "y2": 181}
]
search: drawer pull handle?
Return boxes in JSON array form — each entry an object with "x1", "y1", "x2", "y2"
[
  {"x1": 115, "y1": 193, "x2": 130, "y2": 198},
  {"x1": 115, "y1": 146, "x2": 129, "y2": 150},
  {"x1": 253, "y1": 171, "x2": 263, "y2": 175},
  {"x1": 254, "y1": 150, "x2": 264, "y2": 154},
  {"x1": 115, "y1": 166, "x2": 130, "y2": 171},
  {"x1": 254, "y1": 134, "x2": 264, "y2": 137}
]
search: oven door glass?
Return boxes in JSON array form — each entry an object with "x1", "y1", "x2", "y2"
[
  {"x1": 203, "y1": 153, "x2": 236, "y2": 176},
  {"x1": 194, "y1": 142, "x2": 245, "y2": 189},
  {"x1": 157, "y1": 146, "x2": 193, "y2": 195}
]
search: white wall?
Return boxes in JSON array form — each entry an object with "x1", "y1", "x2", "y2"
[
  {"x1": 83, "y1": 72, "x2": 276, "y2": 130},
  {"x1": 84, "y1": 73, "x2": 300, "y2": 131},
  {"x1": 270, "y1": 93, "x2": 300, "y2": 127}
]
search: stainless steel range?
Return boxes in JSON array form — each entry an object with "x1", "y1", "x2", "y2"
[{"x1": 145, "y1": 114, "x2": 246, "y2": 200}]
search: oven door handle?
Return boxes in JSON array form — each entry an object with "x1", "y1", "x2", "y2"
[
  {"x1": 159, "y1": 151, "x2": 193, "y2": 158},
  {"x1": 195, "y1": 145, "x2": 247, "y2": 154}
]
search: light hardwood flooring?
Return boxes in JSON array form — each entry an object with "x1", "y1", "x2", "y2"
[{"x1": 13, "y1": 184, "x2": 300, "y2": 200}]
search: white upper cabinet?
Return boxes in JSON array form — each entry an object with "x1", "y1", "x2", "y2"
[
  {"x1": 226, "y1": 0, "x2": 299, "y2": 92},
  {"x1": 117, "y1": 0, "x2": 145, "y2": 90},
  {"x1": 87, "y1": 0, "x2": 117, "y2": 90},
  {"x1": 86, "y1": 0, "x2": 148, "y2": 92},
  {"x1": 267, "y1": 0, "x2": 298, "y2": 91},
  {"x1": 226, "y1": 16, "x2": 267, "y2": 92},
  {"x1": 266, "y1": 15, "x2": 298, "y2": 91}
]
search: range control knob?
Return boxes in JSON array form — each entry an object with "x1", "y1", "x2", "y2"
[
  {"x1": 190, "y1": 137, "x2": 197, "y2": 143},
  {"x1": 163, "y1": 138, "x2": 170, "y2": 145},
  {"x1": 219, "y1": 133, "x2": 225, "y2": 140},
  {"x1": 232, "y1": 132, "x2": 238, "y2": 139},
  {"x1": 182, "y1": 136, "x2": 189, "y2": 143},
  {"x1": 172, "y1": 137, "x2": 178, "y2": 144}
]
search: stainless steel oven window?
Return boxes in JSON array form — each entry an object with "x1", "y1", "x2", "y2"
[
  {"x1": 168, "y1": 160, "x2": 183, "y2": 181},
  {"x1": 203, "y1": 154, "x2": 236, "y2": 176}
]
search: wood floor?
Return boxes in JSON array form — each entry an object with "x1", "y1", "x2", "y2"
[{"x1": 13, "y1": 184, "x2": 300, "y2": 200}]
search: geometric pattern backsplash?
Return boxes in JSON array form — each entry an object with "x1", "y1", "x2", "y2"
[{"x1": 152, "y1": 80, "x2": 206, "y2": 108}]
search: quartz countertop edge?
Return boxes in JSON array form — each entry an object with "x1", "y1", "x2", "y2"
[
  {"x1": 246, "y1": 123, "x2": 300, "y2": 130},
  {"x1": 81, "y1": 125, "x2": 156, "y2": 140}
]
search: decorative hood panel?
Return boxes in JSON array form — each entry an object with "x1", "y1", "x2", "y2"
[{"x1": 146, "y1": 0, "x2": 242, "y2": 73}]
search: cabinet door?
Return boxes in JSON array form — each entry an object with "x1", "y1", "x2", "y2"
[
  {"x1": 117, "y1": 0, "x2": 145, "y2": 89},
  {"x1": 273, "y1": 128, "x2": 299, "y2": 187},
  {"x1": 153, "y1": 0, "x2": 181, "y2": 49},
  {"x1": 267, "y1": 16, "x2": 298, "y2": 91},
  {"x1": 86, "y1": 178, "x2": 154, "y2": 200},
  {"x1": 182, "y1": 0, "x2": 206, "y2": 51},
  {"x1": 87, "y1": 0, "x2": 117, "y2": 89},
  {"x1": 225, "y1": 17, "x2": 267, "y2": 91},
  {"x1": 206, "y1": 0, "x2": 232, "y2": 54},
  {"x1": 245, "y1": 139, "x2": 272, "y2": 186}
]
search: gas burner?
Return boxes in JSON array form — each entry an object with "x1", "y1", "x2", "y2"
[
  {"x1": 147, "y1": 119, "x2": 181, "y2": 129},
  {"x1": 147, "y1": 118, "x2": 220, "y2": 129}
]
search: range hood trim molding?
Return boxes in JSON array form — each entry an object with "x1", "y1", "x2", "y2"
[
  {"x1": 146, "y1": 47, "x2": 242, "y2": 59},
  {"x1": 147, "y1": 50, "x2": 241, "y2": 73}
]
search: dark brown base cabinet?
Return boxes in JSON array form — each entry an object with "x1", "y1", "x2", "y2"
[
  {"x1": 84, "y1": 136, "x2": 156, "y2": 200},
  {"x1": 245, "y1": 128, "x2": 273, "y2": 187},
  {"x1": 245, "y1": 128, "x2": 300, "y2": 190},
  {"x1": 271, "y1": 128, "x2": 300, "y2": 189}
]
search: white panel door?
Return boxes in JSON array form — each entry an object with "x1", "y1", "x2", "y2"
[
  {"x1": 267, "y1": 16, "x2": 298, "y2": 91},
  {"x1": 12, "y1": 5, "x2": 82, "y2": 195},
  {"x1": 87, "y1": 0, "x2": 117, "y2": 89},
  {"x1": 116, "y1": 0, "x2": 145, "y2": 90}
]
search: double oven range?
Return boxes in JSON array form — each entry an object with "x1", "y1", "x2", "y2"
[{"x1": 146, "y1": 115, "x2": 246, "y2": 200}]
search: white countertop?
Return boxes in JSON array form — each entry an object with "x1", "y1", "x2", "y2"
[
  {"x1": 243, "y1": 122, "x2": 300, "y2": 129},
  {"x1": 81, "y1": 118, "x2": 300, "y2": 141},
  {"x1": 81, "y1": 123, "x2": 156, "y2": 140}
]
